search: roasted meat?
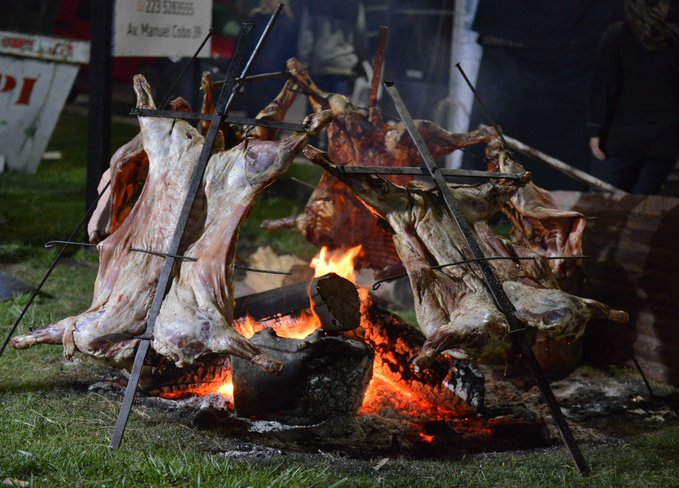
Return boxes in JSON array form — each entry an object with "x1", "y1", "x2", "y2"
[
  {"x1": 12, "y1": 75, "x2": 327, "y2": 374},
  {"x1": 263, "y1": 58, "x2": 495, "y2": 274},
  {"x1": 13, "y1": 76, "x2": 209, "y2": 365},
  {"x1": 304, "y1": 146, "x2": 629, "y2": 370},
  {"x1": 152, "y1": 110, "x2": 331, "y2": 373},
  {"x1": 485, "y1": 138, "x2": 587, "y2": 278},
  {"x1": 86, "y1": 97, "x2": 193, "y2": 243},
  {"x1": 87, "y1": 76, "x2": 301, "y2": 244}
]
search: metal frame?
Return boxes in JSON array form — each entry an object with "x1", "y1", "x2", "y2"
[
  {"x1": 384, "y1": 81, "x2": 590, "y2": 475},
  {"x1": 110, "y1": 6, "x2": 285, "y2": 449}
]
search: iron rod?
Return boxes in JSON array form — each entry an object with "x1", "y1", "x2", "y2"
[
  {"x1": 130, "y1": 108, "x2": 305, "y2": 132},
  {"x1": 454, "y1": 63, "x2": 507, "y2": 147},
  {"x1": 231, "y1": 70, "x2": 291, "y2": 85},
  {"x1": 368, "y1": 26, "x2": 388, "y2": 123},
  {"x1": 158, "y1": 29, "x2": 214, "y2": 110},
  {"x1": 336, "y1": 164, "x2": 523, "y2": 180},
  {"x1": 0, "y1": 180, "x2": 111, "y2": 359},
  {"x1": 110, "y1": 24, "x2": 256, "y2": 450},
  {"x1": 385, "y1": 81, "x2": 590, "y2": 476},
  {"x1": 44, "y1": 240, "x2": 96, "y2": 249},
  {"x1": 111, "y1": 6, "x2": 285, "y2": 448},
  {"x1": 372, "y1": 255, "x2": 589, "y2": 290},
  {"x1": 40, "y1": 242, "x2": 291, "y2": 275}
]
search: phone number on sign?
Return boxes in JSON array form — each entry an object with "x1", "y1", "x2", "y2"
[{"x1": 140, "y1": 0, "x2": 195, "y2": 16}]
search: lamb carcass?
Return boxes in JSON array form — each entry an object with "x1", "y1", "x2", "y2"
[
  {"x1": 303, "y1": 146, "x2": 629, "y2": 370},
  {"x1": 152, "y1": 110, "x2": 331, "y2": 373},
  {"x1": 262, "y1": 58, "x2": 496, "y2": 275},
  {"x1": 12, "y1": 75, "x2": 326, "y2": 374},
  {"x1": 12, "y1": 76, "x2": 208, "y2": 365},
  {"x1": 485, "y1": 137, "x2": 587, "y2": 279},
  {"x1": 87, "y1": 74, "x2": 300, "y2": 244},
  {"x1": 87, "y1": 97, "x2": 193, "y2": 243}
]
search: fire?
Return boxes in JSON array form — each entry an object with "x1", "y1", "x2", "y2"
[
  {"x1": 212, "y1": 245, "x2": 366, "y2": 399},
  {"x1": 160, "y1": 369, "x2": 234, "y2": 405},
  {"x1": 180, "y1": 243, "x2": 465, "y2": 430},
  {"x1": 311, "y1": 245, "x2": 363, "y2": 280},
  {"x1": 419, "y1": 433, "x2": 435, "y2": 444}
]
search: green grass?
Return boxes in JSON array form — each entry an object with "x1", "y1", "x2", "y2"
[{"x1": 1, "y1": 110, "x2": 679, "y2": 487}]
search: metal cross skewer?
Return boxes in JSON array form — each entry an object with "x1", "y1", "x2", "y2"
[
  {"x1": 384, "y1": 81, "x2": 590, "y2": 476},
  {"x1": 454, "y1": 63, "x2": 508, "y2": 147},
  {"x1": 43, "y1": 241, "x2": 292, "y2": 275},
  {"x1": 372, "y1": 255, "x2": 589, "y2": 290},
  {"x1": 158, "y1": 29, "x2": 215, "y2": 110},
  {"x1": 110, "y1": 5, "x2": 284, "y2": 449},
  {"x1": 129, "y1": 108, "x2": 305, "y2": 133},
  {"x1": 335, "y1": 164, "x2": 524, "y2": 181}
]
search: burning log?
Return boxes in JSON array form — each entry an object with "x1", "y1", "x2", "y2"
[
  {"x1": 231, "y1": 329, "x2": 373, "y2": 423},
  {"x1": 233, "y1": 272, "x2": 360, "y2": 333},
  {"x1": 353, "y1": 294, "x2": 484, "y2": 419}
]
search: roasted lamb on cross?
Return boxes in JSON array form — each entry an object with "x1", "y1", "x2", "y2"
[
  {"x1": 152, "y1": 111, "x2": 331, "y2": 373},
  {"x1": 12, "y1": 74, "x2": 329, "y2": 374},
  {"x1": 262, "y1": 58, "x2": 496, "y2": 275},
  {"x1": 304, "y1": 146, "x2": 629, "y2": 370},
  {"x1": 87, "y1": 73, "x2": 301, "y2": 244},
  {"x1": 13, "y1": 76, "x2": 208, "y2": 365}
]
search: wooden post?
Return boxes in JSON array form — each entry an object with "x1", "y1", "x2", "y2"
[{"x1": 86, "y1": 0, "x2": 113, "y2": 212}]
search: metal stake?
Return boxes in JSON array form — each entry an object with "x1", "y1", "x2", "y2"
[
  {"x1": 384, "y1": 81, "x2": 590, "y2": 476},
  {"x1": 129, "y1": 108, "x2": 304, "y2": 133},
  {"x1": 110, "y1": 24, "x2": 254, "y2": 450},
  {"x1": 158, "y1": 29, "x2": 215, "y2": 110},
  {"x1": 110, "y1": 5, "x2": 285, "y2": 450}
]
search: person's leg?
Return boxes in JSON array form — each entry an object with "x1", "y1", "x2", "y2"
[
  {"x1": 589, "y1": 155, "x2": 640, "y2": 192},
  {"x1": 633, "y1": 126, "x2": 679, "y2": 194},
  {"x1": 633, "y1": 156, "x2": 678, "y2": 194}
]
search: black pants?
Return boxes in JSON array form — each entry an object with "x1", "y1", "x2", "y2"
[
  {"x1": 461, "y1": 43, "x2": 597, "y2": 191},
  {"x1": 590, "y1": 124, "x2": 679, "y2": 194}
]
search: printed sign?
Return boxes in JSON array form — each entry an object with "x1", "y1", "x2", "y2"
[
  {"x1": 0, "y1": 32, "x2": 88, "y2": 174},
  {"x1": 0, "y1": 56, "x2": 79, "y2": 173},
  {"x1": 114, "y1": 0, "x2": 212, "y2": 57},
  {"x1": 0, "y1": 31, "x2": 90, "y2": 64}
]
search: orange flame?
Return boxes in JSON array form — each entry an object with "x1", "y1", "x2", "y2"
[
  {"x1": 311, "y1": 245, "x2": 363, "y2": 280},
  {"x1": 208, "y1": 246, "x2": 366, "y2": 400},
  {"x1": 419, "y1": 433, "x2": 435, "y2": 444},
  {"x1": 160, "y1": 369, "x2": 234, "y2": 405}
]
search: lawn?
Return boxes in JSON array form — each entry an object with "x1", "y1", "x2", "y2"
[{"x1": 1, "y1": 110, "x2": 678, "y2": 487}]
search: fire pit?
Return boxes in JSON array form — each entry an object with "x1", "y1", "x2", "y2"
[{"x1": 133, "y1": 245, "x2": 549, "y2": 455}]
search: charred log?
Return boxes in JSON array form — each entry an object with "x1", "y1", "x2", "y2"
[
  {"x1": 231, "y1": 328, "x2": 373, "y2": 424},
  {"x1": 233, "y1": 272, "x2": 360, "y2": 333}
]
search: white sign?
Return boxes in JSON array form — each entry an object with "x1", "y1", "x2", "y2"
[
  {"x1": 0, "y1": 55, "x2": 79, "y2": 173},
  {"x1": 0, "y1": 30, "x2": 89, "y2": 64},
  {"x1": 114, "y1": 0, "x2": 212, "y2": 57}
]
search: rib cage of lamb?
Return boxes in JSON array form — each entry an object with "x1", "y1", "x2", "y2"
[{"x1": 10, "y1": 63, "x2": 628, "y2": 404}]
